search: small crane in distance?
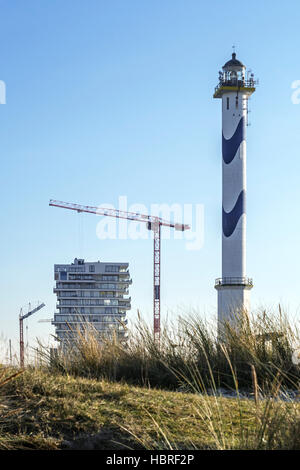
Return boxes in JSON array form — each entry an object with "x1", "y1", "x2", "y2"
[{"x1": 19, "y1": 302, "x2": 45, "y2": 368}]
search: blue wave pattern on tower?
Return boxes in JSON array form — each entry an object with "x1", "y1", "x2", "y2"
[
  {"x1": 222, "y1": 115, "x2": 246, "y2": 237},
  {"x1": 222, "y1": 116, "x2": 245, "y2": 164},
  {"x1": 222, "y1": 189, "x2": 246, "y2": 238},
  {"x1": 214, "y1": 53, "x2": 256, "y2": 331}
]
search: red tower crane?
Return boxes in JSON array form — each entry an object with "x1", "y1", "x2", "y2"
[{"x1": 49, "y1": 199, "x2": 190, "y2": 342}]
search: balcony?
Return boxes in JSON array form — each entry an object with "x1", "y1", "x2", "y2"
[
  {"x1": 118, "y1": 302, "x2": 131, "y2": 309},
  {"x1": 53, "y1": 312, "x2": 127, "y2": 322},
  {"x1": 215, "y1": 277, "x2": 253, "y2": 288},
  {"x1": 56, "y1": 298, "x2": 130, "y2": 307},
  {"x1": 55, "y1": 318, "x2": 127, "y2": 326},
  {"x1": 214, "y1": 78, "x2": 257, "y2": 98},
  {"x1": 118, "y1": 278, "x2": 132, "y2": 284},
  {"x1": 54, "y1": 285, "x2": 130, "y2": 293}
]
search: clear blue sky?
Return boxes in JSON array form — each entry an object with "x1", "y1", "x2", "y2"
[{"x1": 1, "y1": 0, "x2": 300, "y2": 359}]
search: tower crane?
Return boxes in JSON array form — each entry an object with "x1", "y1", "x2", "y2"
[
  {"x1": 19, "y1": 302, "x2": 45, "y2": 368},
  {"x1": 49, "y1": 199, "x2": 190, "y2": 342}
]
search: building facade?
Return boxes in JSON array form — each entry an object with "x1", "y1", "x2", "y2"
[
  {"x1": 214, "y1": 53, "x2": 256, "y2": 330},
  {"x1": 52, "y1": 258, "x2": 131, "y2": 345}
]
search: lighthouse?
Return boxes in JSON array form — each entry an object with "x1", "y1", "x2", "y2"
[{"x1": 214, "y1": 52, "x2": 256, "y2": 331}]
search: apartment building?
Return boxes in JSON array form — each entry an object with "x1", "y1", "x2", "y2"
[{"x1": 52, "y1": 258, "x2": 131, "y2": 346}]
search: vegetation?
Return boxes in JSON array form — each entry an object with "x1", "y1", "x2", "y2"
[
  {"x1": 0, "y1": 366, "x2": 299, "y2": 450},
  {"x1": 47, "y1": 308, "x2": 299, "y2": 393},
  {"x1": 0, "y1": 307, "x2": 299, "y2": 450}
]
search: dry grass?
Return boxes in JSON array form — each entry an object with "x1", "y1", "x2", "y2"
[
  {"x1": 0, "y1": 366, "x2": 299, "y2": 450},
  {"x1": 45, "y1": 308, "x2": 300, "y2": 393},
  {"x1": 0, "y1": 368, "x2": 247, "y2": 450},
  {"x1": 0, "y1": 367, "x2": 298, "y2": 450},
  {"x1": 0, "y1": 307, "x2": 299, "y2": 450}
]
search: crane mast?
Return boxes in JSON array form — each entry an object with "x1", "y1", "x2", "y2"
[
  {"x1": 49, "y1": 199, "x2": 190, "y2": 342},
  {"x1": 153, "y1": 223, "x2": 161, "y2": 343}
]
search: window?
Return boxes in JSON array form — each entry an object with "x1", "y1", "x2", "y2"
[
  {"x1": 102, "y1": 275, "x2": 118, "y2": 281},
  {"x1": 69, "y1": 266, "x2": 85, "y2": 272},
  {"x1": 89, "y1": 265, "x2": 95, "y2": 272},
  {"x1": 105, "y1": 265, "x2": 120, "y2": 273},
  {"x1": 69, "y1": 274, "x2": 93, "y2": 280},
  {"x1": 226, "y1": 97, "x2": 229, "y2": 110}
]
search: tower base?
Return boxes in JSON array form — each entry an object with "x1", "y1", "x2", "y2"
[{"x1": 215, "y1": 278, "x2": 253, "y2": 336}]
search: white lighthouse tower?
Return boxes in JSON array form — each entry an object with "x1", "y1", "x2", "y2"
[{"x1": 214, "y1": 52, "x2": 256, "y2": 331}]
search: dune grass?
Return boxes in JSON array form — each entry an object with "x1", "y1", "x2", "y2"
[
  {"x1": 0, "y1": 307, "x2": 299, "y2": 450},
  {"x1": 45, "y1": 308, "x2": 300, "y2": 393},
  {"x1": 0, "y1": 367, "x2": 299, "y2": 450},
  {"x1": 0, "y1": 367, "x2": 250, "y2": 450}
]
